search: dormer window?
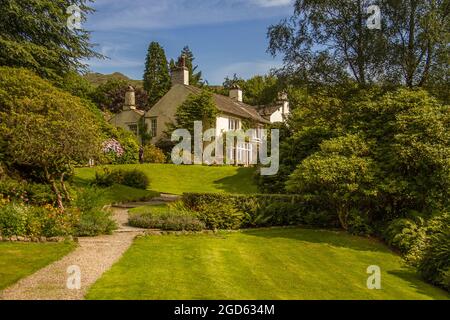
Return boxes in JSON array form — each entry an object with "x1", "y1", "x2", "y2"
[{"x1": 228, "y1": 118, "x2": 240, "y2": 130}]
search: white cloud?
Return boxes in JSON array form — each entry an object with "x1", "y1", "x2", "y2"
[{"x1": 252, "y1": 0, "x2": 292, "y2": 8}]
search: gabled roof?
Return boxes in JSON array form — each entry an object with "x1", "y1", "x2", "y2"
[{"x1": 184, "y1": 85, "x2": 270, "y2": 124}]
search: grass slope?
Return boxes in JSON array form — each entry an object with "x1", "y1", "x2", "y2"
[
  {"x1": 75, "y1": 164, "x2": 257, "y2": 195},
  {"x1": 0, "y1": 242, "x2": 76, "y2": 290},
  {"x1": 86, "y1": 228, "x2": 449, "y2": 300}
]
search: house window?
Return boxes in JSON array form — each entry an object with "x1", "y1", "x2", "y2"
[
  {"x1": 128, "y1": 124, "x2": 138, "y2": 136},
  {"x1": 228, "y1": 118, "x2": 240, "y2": 130},
  {"x1": 150, "y1": 118, "x2": 157, "y2": 137}
]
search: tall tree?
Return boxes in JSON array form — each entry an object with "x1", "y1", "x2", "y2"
[
  {"x1": 180, "y1": 46, "x2": 204, "y2": 87},
  {"x1": 0, "y1": 0, "x2": 102, "y2": 81},
  {"x1": 268, "y1": 0, "x2": 449, "y2": 89},
  {"x1": 383, "y1": 0, "x2": 449, "y2": 88},
  {"x1": 143, "y1": 42, "x2": 171, "y2": 107},
  {"x1": 268, "y1": 0, "x2": 388, "y2": 87}
]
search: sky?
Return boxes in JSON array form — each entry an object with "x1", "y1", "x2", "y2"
[{"x1": 84, "y1": 0, "x2": 294, "y2": 84}]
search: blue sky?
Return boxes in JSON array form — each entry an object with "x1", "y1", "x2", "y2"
[{"x1": 85, "y1": 0, "x2": 293, "y2": 84}]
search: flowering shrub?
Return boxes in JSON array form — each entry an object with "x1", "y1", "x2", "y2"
[{"x1": 102, "y1": 139, "x2": 124, "y2": 157}]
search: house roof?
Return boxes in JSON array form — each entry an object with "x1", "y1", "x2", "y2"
[
  {"x1": 257, "y1": 104, "x2": 281, "y2": 120},
  {"x1": 184, "y1": 85, "x2": 270, "y2": 124}
]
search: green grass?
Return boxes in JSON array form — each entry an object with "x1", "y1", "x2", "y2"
[
  {"x1": 86, "y1": 228, "x2": 449, "y2": 300},
  {"x1": 75, "y1": 164, "x2": 257, "y2": 195},
  {"x1": 99, "y1": 184, "x2": 159, "y2": 205},
  {"x1": 128, "y1": 204, "x2": 168, "y2": 215},
  {"x1": 0, "y1": 242, "x2": 76, "y2": 290}
]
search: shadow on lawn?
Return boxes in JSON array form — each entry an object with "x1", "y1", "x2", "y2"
[
  {"x1": 213, "y1": 167, "x2": 257, "y2": 194},
  {"x1": 241, "y1": 227, "x2": 392, "y2": 253},
  {"x1": 388, "y1": 269, "x2": 450, "y2": 299}
]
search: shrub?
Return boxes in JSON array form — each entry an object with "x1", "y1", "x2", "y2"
[
  {"x1": 0, "y1": 203, "x2": 78, "y2": 237},
  {"x1": 122, "y1": 170, "x2": 149, "y2": 190},
  {"x1": 75, "y1": 208, "x2": 117, "y2": 236},
  {"x1": 129, "y1": 213, "x2": 204, "y2": 231},
  {"x1": 196, "y1": 202, "x2": 246, "y2": 230},
  {"x1": 94, "y1": 168, "x2": 149, "y2": 190},
  {"x1": 143, "y1": 144, "x2": 166, "y2": 163},
  {"x1": 383, "y1": 217, "x2": 423, "y2": 255},
  {"x1": 128, "y1": 204, "x2": 204, "y2": 231},
  {"x1": 181, "y1": 193, "x2": 339, "y2": 229},
  {"x1": 418, "y1": 230, "x2": 450, "y2": 291}
]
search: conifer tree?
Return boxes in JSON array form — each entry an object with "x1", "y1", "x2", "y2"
[{"x1": 143, "y1": 42, "x2": 171, "y2": 107}]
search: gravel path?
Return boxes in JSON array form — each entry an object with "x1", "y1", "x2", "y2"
[{"x1": 0, "y1": 207, "x2": 144, "y2": 300}]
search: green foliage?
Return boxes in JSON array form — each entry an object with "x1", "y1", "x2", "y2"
[
  {"x1": 221, "y1": 74, "x2": 279, "y2": 105},
  {"x1": 0, "y1": 67, "x2": 103, "y2": 209},
  {"x1": 102, "y1": 127, "x2": 140, "y2": 165},
  {"x1": 94, "y1": 168, "x2": 150, "y2": 190},
  {"x1": 73, "y1": 187, "x2": 117, "y2": 236},
  {"x1": 273, "y1": 88, "x2": 449, "y2": 230},
  {"x1": 75, "y1": 209, "x2": 117, "y2": 237},
  {"x1": 143, "y1": 42, "x2": 171, "y2": 107},
  {"x1": 0, "y1": 204, "x2": 78, "y2": 237},
  {"x1": 268, "y1": 1, "x2": 448, "y2": 88},
  {"x1": 0, "y1": 0, "x2": 102, "y2": 81},
  {"x1": 172, "y1": 91, "x2": 218, "y2": 134},
  {"x1": 384, "y1": 213, "x2": 450, "y2": 292},
  {"x1": 180, "y1": 46, "x2": 203, "y2": 87},
  {"x1": 142, "y1": 144, "x2": 166, "y2": 164},
  {"x1": 129, "y1": 204, "x2": 204, "y2": 231},
  {"x1": 181, "y1": 193, "x2": 338, "y2": 230},
  {"x1": 286, "y1": 134, "x2": 377, "y2": 231},
  {"x1": 418, "y1": 227, "x2": 450, "y2": 291},
  {"x1": 92, "y1": 79, "x2": 148, "y2": 113}
]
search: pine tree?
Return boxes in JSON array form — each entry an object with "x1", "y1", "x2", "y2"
[
  {"x1": 0, "y1": 0, "x2": 102, "y2": 81},
  {"x1": 143, "y1": 42, "x2": 171, "y2": 107},
  {"x1": 180, "y1": 46, "x2": 203, "y2": 87}
]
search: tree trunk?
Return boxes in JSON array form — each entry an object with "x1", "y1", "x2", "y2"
[
  {"x1": 44, "y1": 167, "x2": 65, "y2": 211},
  {"x1": 406, "y1": 0, "x2": 417, "y2": 87},
  {"x1": 60, "y1": 173, "x2": 71, "y2": 203}
]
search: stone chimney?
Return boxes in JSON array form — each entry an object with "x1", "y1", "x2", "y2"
[
  {"x1": 171, "y1": 55, "x2": 189, "y2": 86},
  {"x1": 277, "y1": 91, "x2": 290, "y2": 118},
  {"x1": 229, "y1": 84, "x2": 243, "y2": 102},
  {"x1": 123, "y1": 86, "x2": 136, "y2": 111}
]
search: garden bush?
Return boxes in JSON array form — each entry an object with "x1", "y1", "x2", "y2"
[
  {"x1": 73, "y1": 187, "x2": 117, "y2": 236},
  {"x1": 181, "y1": 193, "x2": 339, "y2": 229},
  {"x1": 129, "y1": 204, "x2": 204, "y2": 231},
  {"x1": 0, "y1": 203, "x2": 78, "y2": 237},
  {"x1": 143, "y1": 144, "x2": 166, "y2": 163},
  {"x1": 94, "y1": 168, "x2": 149, "y2": 190},
  {"x1": 75, "y1": 208, "x2": 117, "y2": 236}
]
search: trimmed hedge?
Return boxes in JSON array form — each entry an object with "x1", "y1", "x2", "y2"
[{"x1": 181, "y1": 193, "x2": 339, "y2": 230}]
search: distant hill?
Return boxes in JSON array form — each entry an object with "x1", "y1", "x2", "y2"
[{"x1": 84, "y1": 72, "x2": 143, "y2": 88}]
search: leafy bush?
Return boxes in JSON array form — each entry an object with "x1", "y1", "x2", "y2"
[
  {"x1": 101, "y1": 128, "x2": 139, "y2": 165},
  {"x1": 181, "y1": 193, "x2": 339, "y2": 229},
  {"x1": 418, "y1": 230, "x2": 450, "y2": 291},
  {"x1": 143, "y1": 144, "x2": 166, "y2": 163},
  {"x1": 73, "y1": 187, "x2": 117, "y2": 236},
  {"x1": 196, "y1": 202, "x2": 246, "y2": 230},
  {"x1": 0, "y1": 204, "x2": 78, "y2": 237},
  {"x1": 75, "y1": 209, "x2": 117, "y2": 236},
  {"x1": 94, "y1": 168, "x2": 149, "y2": 190},
  {"x1": 384, "y1": 217, "x2": 424, "y2": 255},
  {"x1": 129, "y1": 213, "x2": 204, "y2": 231},
  {"x1": 0, "y1": 178, "x2": 56, "y2": 206},
  {"x1": 129, "y1": 204, "x2": 204, "y2": 231}
]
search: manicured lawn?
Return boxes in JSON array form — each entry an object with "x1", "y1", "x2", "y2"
[
  {"x1": 99, "y1": 184, "x2": 159, "y2": 205},
  {"x1": 0, "y1": 242, "x2": 76, "y2": 290},
  {"x1": 75, "y1": 164, "x2": 257, "y2": 195},
  {"x1": 86, "y1": 228, "x2": 449, "y2": 300}
]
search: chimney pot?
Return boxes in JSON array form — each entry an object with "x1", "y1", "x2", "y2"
[
  {"x1": 229, "y1": 84, "x2": 243, "y2": 102},
  {"x1": 124, "y1": 86, "x2": 136, "y2": 110}
]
